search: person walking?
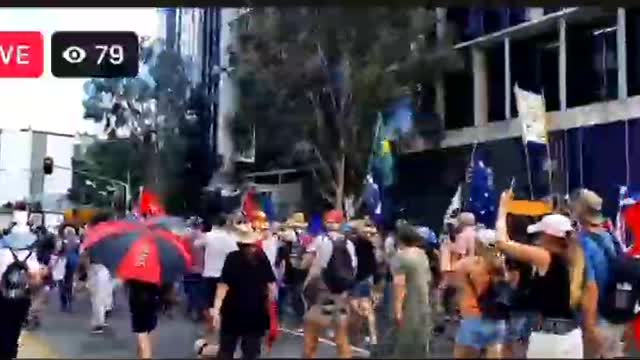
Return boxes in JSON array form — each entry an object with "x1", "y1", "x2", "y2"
[
  {"x1": 86, "y1": 256, "x2": 112, "y2": 334},
  {"x1": 210, "y1": 220, "x2": 278, "y2": 360},
  {"x1": 452, "y1": 228, "x2": 508, "y2": 359},
  {"x1": 302, "y1": 209, "x2": 357, "y2": 359},
  {"x1": 390, "y1": 223, "x2": 433, "y2": 359},
  {"x1": 195, "y1": 215, "x2": 239, "y2": 334},
  {"x1": 0, "y1": 213, "x2": 45, "y2": 359},
  {"x1": 183, "y1": 219, "x2": 208, "y2": 322},
  {"x1": 570, "y1": 189, "x2": 630, "y2": 358},
  {"x1": 348, "y1": 221, "x2": 380, "y2": 347},
  {"x1": 494, "y1": 190, "x2": 593, "y2": 358},
  {"x1": 48, "y1": 242, "x2": 68, "y2": 312}
]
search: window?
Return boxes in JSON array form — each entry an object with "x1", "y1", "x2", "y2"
[
  {"x1": 566, "y1": 14, "x2": 618, "y2": 107},
  {"x1": 627, "y1": 10, "x2": 640, "y2": 96},
  {"x1": 444, "y1": 49, "x2": 474, "y2": 129},
  {"x1": 510, "y1": 30, "x2": 560, "y2": 117},
  {"x1": 487, "y1": 42, "x2": 506, "y2": 122}
]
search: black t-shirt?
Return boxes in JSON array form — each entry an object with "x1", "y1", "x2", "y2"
[
  {"x1": 353, "y1": 236, "x2": 376, "y2": 282},
  {"x1": 220, "y1": 244, "x2": 276, "y2": 335},
  {"x1": 506, "y1": 258, "x2": 535, "y2": 312},
  {"x1": 529, "y1": 253, "x2": 574, "y2": 319}
]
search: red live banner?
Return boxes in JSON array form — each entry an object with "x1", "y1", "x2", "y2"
[{"x1": 0, "y1": 32, "x2": 44, "y2": 78}]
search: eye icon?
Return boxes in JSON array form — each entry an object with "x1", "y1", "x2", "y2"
[{"x1": 62, "y1": 46, "x2": 87, "y2": 64}]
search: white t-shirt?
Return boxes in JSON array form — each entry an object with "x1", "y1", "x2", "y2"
[
  {"x1": 260, "y1": 235, "x2": 278, "y2": 271},
  {"x1": 0, "y1": 248, "x2": 41, "y2": 278},
  {"x1": 195, "y1": 228, "x2": 239, "y2": 278},
  {"x1": 307, "y1": 234, "x2": 357, "y2": 279},
  {"x1": 49, "y1": 254, "x2": 67, "y2": 281}
]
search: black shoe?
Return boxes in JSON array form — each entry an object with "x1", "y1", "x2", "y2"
[
  {"x1": 91, "y1": 325, "x2": 105, "y2": 334},
  {"x1": 105, "y1": 310, "x2": 112, "y2": 319}
]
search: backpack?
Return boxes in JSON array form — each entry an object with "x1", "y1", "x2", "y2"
[
  {"x1": 1, "y1": 249, "x2": 33, "y2": 300},
  {"x1": 322, "y1": 236, "x2": 356, "y2": 294},
  {"x1": 589, "y1": 231, "x2": 640, "y2": 324}
]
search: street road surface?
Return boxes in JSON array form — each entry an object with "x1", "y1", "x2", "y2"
[{"x1": 17, "y1": 286, "x2": 375, "y2": 358}]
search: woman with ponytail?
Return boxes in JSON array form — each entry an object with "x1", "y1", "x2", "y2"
[{"x1": 493, "y1": 189, "x2": 594, "y2": 358}]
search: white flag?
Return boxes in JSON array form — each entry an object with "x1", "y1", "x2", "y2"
[
  {"x1": 443, "y1": 185, "x2": 462, "y2": 228},
  {"x1": 514, "y1": 85, "x2": 548, "y2": 144}
]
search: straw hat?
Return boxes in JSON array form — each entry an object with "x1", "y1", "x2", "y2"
[
  {"x1": 572, "y1": 189, "x2": 605, "y2": 225},
  {"x1": 285, "y1": 212, "x2": 308, "y2": 228},
  {"x1": 231, "y1": 222, "x2": 261, "y2": 244}
]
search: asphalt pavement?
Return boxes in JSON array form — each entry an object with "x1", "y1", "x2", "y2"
[{"x1": 17, "y1": 286, "x2": 371, "y2": 358}]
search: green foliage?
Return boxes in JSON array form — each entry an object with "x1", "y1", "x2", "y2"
[
  {"x1": 231, "y1": 7, "x2": 461, "y2": 207},
  {"x1": 78, "y1": 38, "x2": 209, "y2": 215}
]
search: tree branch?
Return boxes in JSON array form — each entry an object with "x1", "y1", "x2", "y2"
[{"x1": 311, "y1": 167, "x2": 336, "y2": 205}]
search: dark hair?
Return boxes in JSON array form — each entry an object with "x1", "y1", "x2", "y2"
[
  {"x1": 396, "y1": 224, "x2": 423, "y2": 247},
  {"x1": 201, "y1": 221, "x2": 213, "y2": 233}
]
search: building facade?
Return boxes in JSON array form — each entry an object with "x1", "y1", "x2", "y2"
[
  {"x1": 399, "y1": 7, "x2": 640, "y2": 229},
  {"x1": 0, "y1": 129, "x2": 75, "y2": 210},
  {"x1": 160, "y1": 7, "x2": 223, "y2": 187}
]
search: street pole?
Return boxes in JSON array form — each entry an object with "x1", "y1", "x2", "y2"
[{"x1": 53, "y1": 165, "x2": 130, "y2": 213}]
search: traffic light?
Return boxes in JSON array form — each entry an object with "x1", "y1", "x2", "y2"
[{"x1": 43, "y1": 156, "x2": 53, "y2": 175}]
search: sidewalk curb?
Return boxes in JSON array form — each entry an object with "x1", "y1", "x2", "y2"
[{"x1": 18, "y1": 331, "x2": 61, "y2": 359}]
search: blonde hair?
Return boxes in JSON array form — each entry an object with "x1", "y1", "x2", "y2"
[
  {"x1": 566, "y1": 232, "x2": 585, "y2": 308},
  {"x1": 475, "y1": 240, "x2": 506, "y2": 278}
]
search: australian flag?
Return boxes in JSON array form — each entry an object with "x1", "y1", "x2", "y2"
[{"x1": 466, "y1": 150, "x2": 498, "y2": 228}]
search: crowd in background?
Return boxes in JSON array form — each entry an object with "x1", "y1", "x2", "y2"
[{"x1": 1, "y1": 185, "x2": 638, "y2": 359}]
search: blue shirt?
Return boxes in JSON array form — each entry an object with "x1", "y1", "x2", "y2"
[{"x1": 580, "y1": 230, "x2": 618, "y2": 291}]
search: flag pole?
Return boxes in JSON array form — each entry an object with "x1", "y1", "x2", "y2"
[
  {"x1": 541, "y1": 89, "x2": 554, "y2": 197},
  {"x1": 523, "y1": 141, "x2": 535, "y2": 200}
]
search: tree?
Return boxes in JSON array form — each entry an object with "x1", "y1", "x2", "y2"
[
  {"x1": 231, "y1": 8, "x2": 461, "y2": 210},
  {"x1": 79, "y1": 38, "x2": 214, "y2": 215}
]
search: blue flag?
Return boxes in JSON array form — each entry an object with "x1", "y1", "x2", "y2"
[
  {"x1": 466, "y1": 150, "x2": 498, "y2": 228},
  {"x1": 307, "y1": 213, "x2": 324, "y2": 237}
]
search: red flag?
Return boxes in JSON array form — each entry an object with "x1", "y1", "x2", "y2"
[
  {"x1": 623, "y1": 203, "x2": 640, "y2": 347},
  {"x1": 140, "y1": 188, "x2": 166, "y2": 217},
  {"x1": 243, "y1": 188, "x2": 260, "y2": 217},
  {"x1": 624, "y1": 203, "x2": 640, "y2": 257}
]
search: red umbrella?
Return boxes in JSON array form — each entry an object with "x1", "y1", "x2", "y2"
[{"x1": 83, "y1": 219, "x2": 192, "y2": 285}]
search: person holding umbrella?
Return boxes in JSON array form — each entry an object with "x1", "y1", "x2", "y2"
[
  {"x1": 82, "y1": 216, "x2": 192, "y2": 359},
  {"x1": 211, "y1": 219, "x2": 278, "y2": 360}
]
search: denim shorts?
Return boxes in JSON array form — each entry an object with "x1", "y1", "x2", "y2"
[
  {"x1": 506, "y1": 312, "x2": 537, "y2": 343},
  {"x1": 455, "y1": 317, "x2": 507, "y2": 350},
  {"x1": 350, "y1": 278, "x2": 373, "y2": 298}
]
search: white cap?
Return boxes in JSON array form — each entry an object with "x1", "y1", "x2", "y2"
[
  {"x1": 476, "y1": 228, "x2": 496, "y2": 247},
  {"x1": 527, "y1": 214, "x2": 574, "y2": 238}
]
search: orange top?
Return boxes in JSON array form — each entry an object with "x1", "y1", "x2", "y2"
[{"x1": 454, "y1": 256, "x2": 492, "y2": 318}]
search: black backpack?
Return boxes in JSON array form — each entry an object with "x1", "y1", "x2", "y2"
[
  {"x1": 1, "y1": 249, "x2": 33, "y2": 300},
  {"x1": 322, "y1": 236, "x2": 356, "y2": 294},
  {"x1": 589, "y1": 232, "x2": 640, "y2": 324}
]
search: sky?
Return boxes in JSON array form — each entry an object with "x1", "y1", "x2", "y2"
[{"x1": 0, "y1": 8, "x2": 159, "y2": 135}]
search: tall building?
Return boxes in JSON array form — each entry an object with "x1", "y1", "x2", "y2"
[
  {"x1": 398, "y1": 7, "x2": 640, "y2": 229},
  {"x1": 159, "y1": 7, "x2": 222, "y2": 183}
]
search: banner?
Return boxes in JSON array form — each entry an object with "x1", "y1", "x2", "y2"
[{"x1": 514, "y1": 84, "x2": 548, "y2": 144}]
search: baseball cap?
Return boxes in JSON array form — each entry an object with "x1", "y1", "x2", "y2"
[{"x1": 527, "y1": 214, "x2": 574, "y2": 238}]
